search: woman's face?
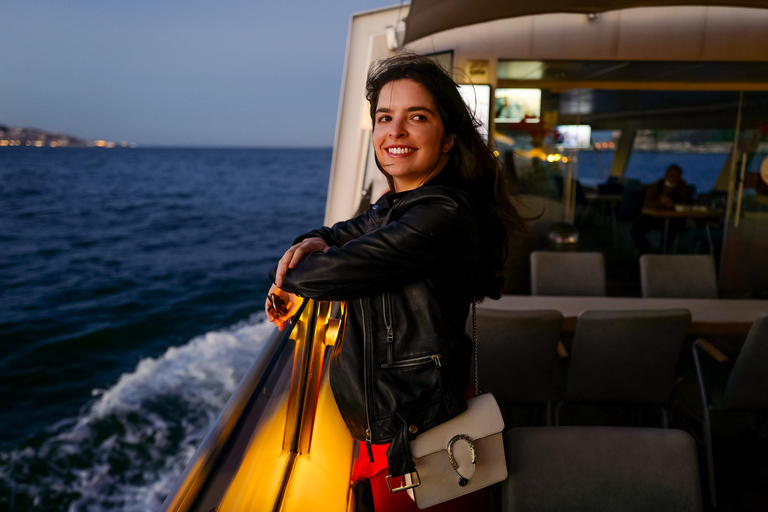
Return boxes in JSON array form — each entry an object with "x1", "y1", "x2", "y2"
[{"x1": 373, "y1": 79, "x2": 454, "y2": 192}]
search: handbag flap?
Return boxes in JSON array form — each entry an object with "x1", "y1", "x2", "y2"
[{"x1": 410, "y1": 393, "x2": 504, "y2": 458}]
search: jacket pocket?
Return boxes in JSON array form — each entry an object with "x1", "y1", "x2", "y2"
[{"x1": 374, "y1": 353, "x2": 442, "y2": 420}]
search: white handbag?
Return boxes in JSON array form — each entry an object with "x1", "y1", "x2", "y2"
[
  {"x1": 400, "y1": 300, "x2": 508, "y2": 509},
  {"x1": 404, "y1": 393, "x2": 507, "y2": 508}
]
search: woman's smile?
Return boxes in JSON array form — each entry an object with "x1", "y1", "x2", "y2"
[
  {"x1": 385, "y1": 146, "x2": 416, "y2": 156},
  {"x1": 373, "y1": 79, "x2": 454, "y2": 192}
]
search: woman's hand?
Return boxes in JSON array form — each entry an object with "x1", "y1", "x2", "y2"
[
  {"x1": 265, "y1": 284, "x2": 303, "y2": 331},
  {"x1": 275, "y1": 237, "x2": 330, "y2": 288}
]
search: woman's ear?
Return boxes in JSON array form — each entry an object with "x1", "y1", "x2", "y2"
[{"x1": 442, "y1": 133, "x2": 456, "y2": 153}]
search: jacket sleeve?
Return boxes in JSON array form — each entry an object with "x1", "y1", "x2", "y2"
[
  {"x1": 271, "y1": 188, "x2": 472, "y2": 302},
  {"x1": 293, "y1": 207, "x2": 375, "y2": 247}
]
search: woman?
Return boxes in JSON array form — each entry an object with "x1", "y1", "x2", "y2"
[{"x1": 265, "y1": 54, "x2": 525, "y2": 509}]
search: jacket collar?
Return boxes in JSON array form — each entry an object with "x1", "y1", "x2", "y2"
[{"x1": 384, "y1": 162, "x2": 460, "y2": 207}]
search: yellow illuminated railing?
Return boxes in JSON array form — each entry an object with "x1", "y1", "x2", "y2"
[{"x1": 160, "y1": 300, "x2": 354, "y2": 512}]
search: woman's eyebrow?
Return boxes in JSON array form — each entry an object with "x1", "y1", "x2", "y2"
[
  {"x1": 375, "y1": 106, "x2": 434, "y2": 114},
  {"x1": 407, "y1": 106, "x2": 434, "y2": 113}
]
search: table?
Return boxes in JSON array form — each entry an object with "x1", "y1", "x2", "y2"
[
  {"x1": 477, "y1": 295, "x2": 768, "y2": 336},
  {"x1": 641, "y1": 207, "x2": 723, "y2": 253}
]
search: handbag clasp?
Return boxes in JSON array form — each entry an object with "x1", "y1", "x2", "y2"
[
  {"x1": 386, "y1": 470, "x2": 421, "y2": 492},
  {"x1": 447, "y1": 434, "x2": 476, "y2": 480}
]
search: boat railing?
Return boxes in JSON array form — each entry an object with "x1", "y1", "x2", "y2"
[{"x1": 160, "y1": 299, "x2": 346, "y2": 511}]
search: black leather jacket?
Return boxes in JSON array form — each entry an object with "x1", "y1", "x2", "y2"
[{"x1": 271, "y1": 164, "x2": 480, "y2": 475}]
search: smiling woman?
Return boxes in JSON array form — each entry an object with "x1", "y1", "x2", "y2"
[
  {"x1": 373, "y1": 79, "x2": 455, "y2": 192},
  {"x1": 264, "y1": 53, "x2": 530, "y2": 510}
]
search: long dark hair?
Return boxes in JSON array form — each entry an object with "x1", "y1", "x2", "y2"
[{"x1": 365, "y1": 53, "x2": 528, "y2": 299}]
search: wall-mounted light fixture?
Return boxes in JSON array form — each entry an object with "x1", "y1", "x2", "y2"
[{"x1": 385, "y1": 26, "x2": 399, "y2": 50}]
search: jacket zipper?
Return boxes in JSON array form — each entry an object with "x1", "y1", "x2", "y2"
[
  {"x1": 381, "y1": 353, "x2": 442, "y2": 369},
  {"x1": 383, "y1": 292, "x2": 394, "y2": 367},
  {"x1": 361, "y1": 298, "x2": 375, "y2": 463}
]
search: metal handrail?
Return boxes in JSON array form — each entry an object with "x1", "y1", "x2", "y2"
[{"x1": 160, "y1": 301, "x2": 308, "y2": 512}]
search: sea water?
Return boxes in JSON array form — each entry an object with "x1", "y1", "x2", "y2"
[
  {"x1": 0, "y1": 146, "x2": 728, "y2": 510},
  {"x1": 0, "y1": 147, "x2": 328, "y2": 510}
]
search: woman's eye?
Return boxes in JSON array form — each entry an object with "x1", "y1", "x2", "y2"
[{"x1": 377, "y1": 115, "x2": 391, "y2": 123}]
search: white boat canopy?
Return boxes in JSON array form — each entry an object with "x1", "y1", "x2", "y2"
[{"x1": 403, "y1": 0, "x2": 768, "y2": 43}]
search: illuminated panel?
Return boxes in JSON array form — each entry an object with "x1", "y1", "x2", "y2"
[
  {"x1": 217, "y1": 394, "x2": 292, "y2": 509},
  {"x1": 556, "y1": 125, "x2": 592, "y2": 149},
  {"x1": 458, "y1": 84, "x2": 491, "y2": 142},
  {"x1": 281, "y1": 364, "x2": 357, "y2": 512},
  {"x1": 494, "y1": 88, "x2": 541, "y2": 123}
]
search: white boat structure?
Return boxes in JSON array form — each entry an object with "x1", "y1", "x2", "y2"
[{"x1": 162, "y1": 1, "x2": 768, "y2": 510}]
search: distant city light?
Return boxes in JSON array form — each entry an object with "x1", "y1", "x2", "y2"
[{"x1": 0, "y1": 125, "x2": 131, "y2": 149}]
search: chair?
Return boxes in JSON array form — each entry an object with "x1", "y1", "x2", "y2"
[
  {"x1": 473, "y1": 309, "x2": 563, "y2": 425},
  {"x1": 692, "y1": 313, "x2": 768, "y2": 507},
  {"x1": 639, "y1": 254, "x2": 718, "y2": 298},
  {"x1": 555, "y1": 309, "x2": 691, "y2": 427},
  {"x1": 502, "y1": 426, "x2": 703, "y2": 512},
  {"x1": 615, "y1": 181, "x2": 646, "y2": 221},
  {"x1": 530, "y1": 251, "x2": 605, "y2": 296}
]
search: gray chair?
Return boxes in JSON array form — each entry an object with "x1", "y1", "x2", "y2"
[
  {"x1": 692, "y1": 313, "x2": 768, "y2": 508},
  {"x1": 640, "y1": 254, "x2": 718, "y2": 298},
  {"x1": 474, "y1": 309, "x2": 563, "y2": 425},
  {"x1": 555, "y1": 309, "x2": 691, "y2": 427},
  {"x1": 530, "y1": 251, "x2": 606, "y2": 296},
  {"x1": 502, "y1": 426, "x2": 703, "y2": 512}
]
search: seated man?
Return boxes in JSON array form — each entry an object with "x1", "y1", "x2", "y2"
[{"x1": 631, "y1": 164, "x2": 689, "y2": 254}]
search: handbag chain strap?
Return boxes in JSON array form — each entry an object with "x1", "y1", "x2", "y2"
[{"x1": 472, "y1": 296, "x2": 480, "y2": 396}]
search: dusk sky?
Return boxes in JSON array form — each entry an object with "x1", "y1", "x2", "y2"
[{"x1": 1, "y1": 1, "x2": 394, "y2": 147}]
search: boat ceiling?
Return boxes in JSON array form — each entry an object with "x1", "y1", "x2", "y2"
[
  {"x1": 498, "y1": 60, "x2": 768, "y2": 90},
  {"x1": 403, "y1": 0, "x2": 768, "y2": 44}
]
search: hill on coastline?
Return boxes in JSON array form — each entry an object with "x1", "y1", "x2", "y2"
[{"x1": 0, "y1": 124, "x2": 130, "y2": 148}]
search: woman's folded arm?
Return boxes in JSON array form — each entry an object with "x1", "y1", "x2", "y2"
[{"x1": 271, "y1": 190, "x2": 472, "y2": 301}]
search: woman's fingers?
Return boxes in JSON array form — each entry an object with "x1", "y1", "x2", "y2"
[
  {"x1": 275, "y1": 247, "x2": 296, "y2": 287},
  {"x1": 288, "y1": 245, "x2": 308, "y2": 269},
  {"x1": 275, "y1": 238, "x2": 329, "y2": 287},
  {"x1": 265, "y1": 286, "x2": 303, "y2": 331}
]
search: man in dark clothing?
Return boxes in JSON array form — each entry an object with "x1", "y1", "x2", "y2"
[{"x1": 631, "y1": 164, "x2": 689, "y2": 254}]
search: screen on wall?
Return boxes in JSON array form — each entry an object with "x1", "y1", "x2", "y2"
[
  {"x1": 458, "y1": 84, "x2": 491, "y2": 142},
  {"x1": 556, "y1": 125, "x2": 592, "y2": 149},
  {"x1": 494, "y1": 88, "x2": 541, "y2": 123}
]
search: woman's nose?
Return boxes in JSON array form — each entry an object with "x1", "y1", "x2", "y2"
[{"x1": 388, "y1": 116, "x2": 406, "y2": 138}]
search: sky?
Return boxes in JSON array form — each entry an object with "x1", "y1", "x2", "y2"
[{"x1": 0, "y1": 1, "x2": 396, "y2": 147}]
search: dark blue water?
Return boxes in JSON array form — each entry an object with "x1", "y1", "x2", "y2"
[
  {"x1": 0, "y1": 147, "x2": 328, "y2": 510},
  {"x1": 577, "y1": 150, "x2": 730, "y2": 190}
]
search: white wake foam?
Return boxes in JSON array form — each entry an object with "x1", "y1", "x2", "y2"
[{"x1": 0, "y1": 313, "x2": 274, "y2": 512}]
